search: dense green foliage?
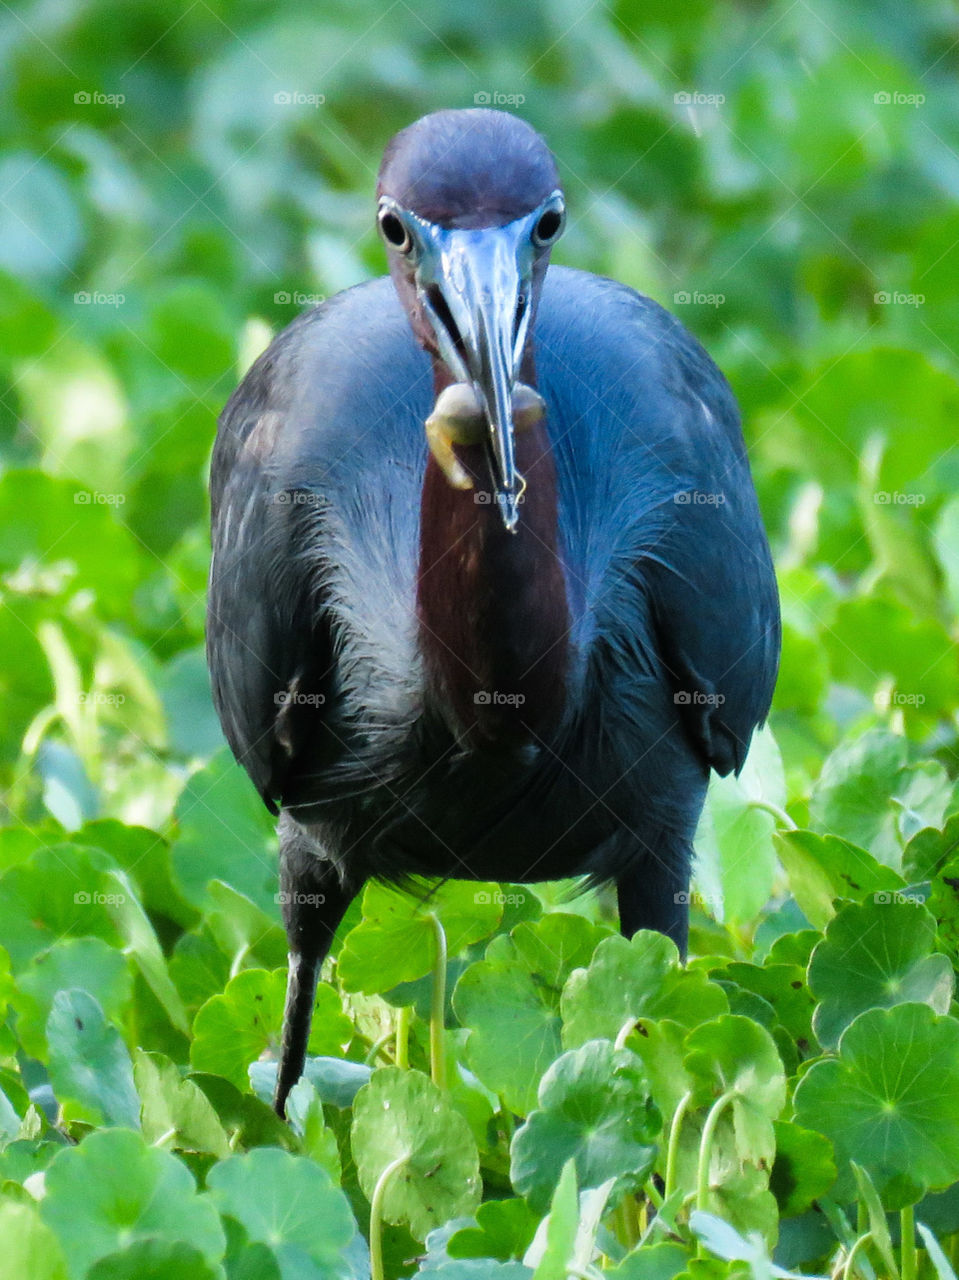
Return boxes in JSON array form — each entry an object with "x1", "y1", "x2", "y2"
[{"x1": 2, "y1": 0, "x2": 959, "y2": 1276}]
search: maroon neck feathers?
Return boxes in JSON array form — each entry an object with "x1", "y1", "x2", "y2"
[{"x1": 416, "y1": 364, "x2": 571, "y2": 748}]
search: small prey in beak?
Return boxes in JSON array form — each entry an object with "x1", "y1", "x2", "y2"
[{"x1": 377, "y1": 188, "x2": 565, "y2": 531}]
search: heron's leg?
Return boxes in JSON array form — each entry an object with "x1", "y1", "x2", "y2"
[
  {"x1": 274, "y1": 817, "x2": 354, "y2": 1117},
  {"x1": 616, "y1": 837, "x2": 691, "y2": 960}
]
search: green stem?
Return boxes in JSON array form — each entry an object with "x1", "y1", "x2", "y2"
[
  {"x1": 664, "y1": 1090, "x2": 693, "y2": 1203},
  {"x1": 499, "y1": 1103, "x2": 514, "y2": 1144},
  {"x1": 611, "y1": 1201, "x2": 631, "y2": 1251},
  {"x1": 842, "y1": 1234, "x2": 873, "y2": 1280},
  {"x1": 614, "y1": 1018, "x2": 636, "y2": 1050},
  {"x1": 365, "y1": 1031, "x2": 394, "y2": 1066},
  {"x1": 900, "y1": 1204, "x2": 916, "y2": 1280},
  {"x1": 394, "y1": 1006, "x2": 411, "y2": 1069},
  {"x1": 370, "y1": 1154, "x2": 408, "y2": 1280},
  {"x1": 429, "y1": 913, "x2": 447, "y2": 1089},
  {"x1": 696, "y1": 1091, "x2": 736, "y2": 1215},
  {"x1": 623, "y1": 1196, "x2": 641, "y2": 1249},
  {"x1": 748, "y1": 799, "x2": 797, "y2": 830},
  {"x1": 644, "y1": 1178, "x2": 664, "y2": 1211}
]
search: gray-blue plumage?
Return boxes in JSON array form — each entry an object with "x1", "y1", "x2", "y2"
[{"x1": 209, "y1": 265, "x2": 778, "y2": 888}]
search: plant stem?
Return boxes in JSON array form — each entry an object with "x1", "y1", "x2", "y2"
[
  {"x1": 614, "y1": 1018, "x2": 636, "y2": 1050},
  {"x1": 696, "y1": 1090, "x2": 735, "y2": 1215},
  {"x1": 664, "y1": 1090, "x2": 693, "y2": 1202},
  {"x1": 842, "y1": 1234, "x2": 873, "y2": 1280},
  {"x1": 429, "y1": 913, "x2": 447, "y2": 1089},
  {"x1": 370, "y1": 1154, "x2": 408, "y2": 1280},
  {"x1": 365, "y1": 1031, "x2": 394, "y2": 1066},
  {"x1": 748, "y1": 798, "x2": 797, "y2": 829},
  {"x1": 901, "y1": 1204, "x2": 916, "y2": 1280},
  {"x1": 394, "y1": 1005, "x2": 411, "y2": 1069}
]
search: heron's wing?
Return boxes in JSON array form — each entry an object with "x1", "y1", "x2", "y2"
[
  {"x1": 206, "y1": 316, "x2": 323, "y2": 812},
  {"x1": 206, "y1": 282, "x2": 430, "y2": 811},
  {"x1": 540, "y1": 267, "x2": 781, "y2": 778}
]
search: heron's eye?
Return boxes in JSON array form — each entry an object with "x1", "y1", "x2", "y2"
[
  {"x1": 378, "y1": 209, "x2": 413, "y2": 254},
  {"x1": 532, "y1": 203, "x2": 565, "y2": 247}
]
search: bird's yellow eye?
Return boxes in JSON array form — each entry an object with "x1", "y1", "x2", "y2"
[
  {"x1": 532, "y1": 201, "x2": 565, "y2": 247},
  {"x1": 378, "y1": 207, "x2": 413, "y2": 254}
]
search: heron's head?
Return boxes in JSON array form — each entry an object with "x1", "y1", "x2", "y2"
[{"x1": 377, "y1": 109, "x2": 565, "y2": 531}]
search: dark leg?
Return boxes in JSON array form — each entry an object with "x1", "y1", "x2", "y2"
[
  {"x1": 274, "y1": 817, "x2": 354, "y2": 1117},
  {"x1": 616, "y1": 836, "x2": 691, "y2": 960}
]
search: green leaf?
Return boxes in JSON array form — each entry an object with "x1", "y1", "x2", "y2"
[
  {"x1": 560, "y1": 931, "x2": 728, "y2": 1049},
  {"x1": 207, "y1": 1147, "x2": 360, "y2": 1277},
  {"x1": 693, "y1": 725, "x2": 784, "y2": 925},
  {"x1": 0, "y1": 155, "x2": 83, "y2": 282},
  {"x1": 683, "y1": 1015, "x2": 786, "y2": 1164},
  {"x1": 187, "y1": 1073, "x2": 295, "y2": 1152},
  {"x1": 605, "y1": 1241, "x2": 689, "y2": 1279},
  {"x1": 917, "y1": 1221, "x2": 959, "y2": 1280},
  {"x1": 794, "y1": 1003, "x2": 959, "y2": 1207},
  {"x1": 808, "y1": 729, "x2": 913, "y2": 866},
  {"x1": 774, "y1": 829, "x2": 903, "y2": 929},
  {"x1": 45, "y1": 990, "x2": 139, "y2": 1128},
  {"x1": 0, "y1": 472, "x2": 140, "y2": 616},
  {"x1": 0, "y1": 844, "x2": 123, "y2": 970},
  {"x1": 284, "y1": 1078, "x2": 342, "y2": 1181},
  {"x1": 808, "y1": 897, "x2": 953, "y2": 1047},
  {"x1": 453, "y1": 913, "x2": 608, "y2": 1115},
  {"x1": 15, "y1": 937, "x2": 130, "y2": 1059},
  {"x1": 84, "y1": 1240, "x2": 225, "y2": 1280},
  {"x1": 769, "y1": 1120, "x2": 836, "y2": 1216},
  {"x1": 170, "y1": 750, "x2": 277, "y2": 914},
  {"x1": 447, "y1": 1199, "x2": 539, "y2": 1262},
  {"x1": 338, "y1": 879, "x2": 503, "y2": 994},
  {"x1": 351, "y1": 1066, "x2": 481, "y2": 1242},
  {"x1": 190, "y1": 968, "x2": 351, "y2": 1091},
  {"x1": 528, "y1": 1159, "x2": 577, "y2": 1280},
  {"x1": 134, "y1": 1051, "x2": 230, "y2": 1158},
  {"x1": 851, "y1": 1161, "x2": 898, "y2": 1279},
  {"x1": 40, "y1": 1129, "x2": 225, "y2": 1279},
  {"x1": 716, "y1": 961, "x2": 816, "y2": 1056},
  {"x1": 510, "y1": 1040, "x2": 660, "y2": 1213},
  {"x1": 250, "y1": 1056, "x2": 372, "y2": 1110},
  {"x1": 0, "y1": 1200, "x2": 68, "y2": 1280},
  {"x1": 105, "y1": 869, "x2": 190, "y2": 1034}
]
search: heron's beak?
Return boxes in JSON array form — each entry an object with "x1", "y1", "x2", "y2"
[{"x1": 418, "y1": 223, "x2": 533, "y2": 532}]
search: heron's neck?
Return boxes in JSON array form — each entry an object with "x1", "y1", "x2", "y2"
[{"x1": 416, "y1": 362, "x2": 570, "y2": 748}]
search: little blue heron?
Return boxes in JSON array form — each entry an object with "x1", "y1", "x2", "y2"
[{"x1": 207, "y1": 108, "x2": 780, "y2": 1115}]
